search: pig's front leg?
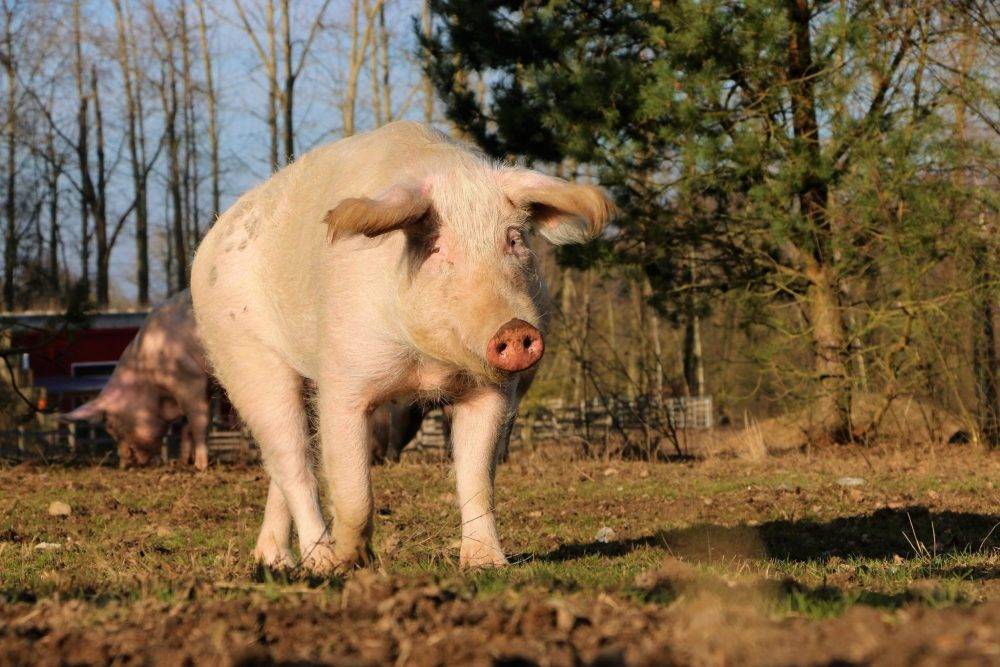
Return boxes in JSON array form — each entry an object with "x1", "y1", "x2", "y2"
[
  {"x1": 452, "y1": 387, "x2": 510, "y2": 568},
  {"x1": 317, "y1": 388, "x2": 374, "y2": 569},
  {"x1": 253, "y1": 478, "x2": 295, "y2": 568}
]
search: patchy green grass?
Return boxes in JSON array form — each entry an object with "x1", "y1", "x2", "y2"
[{"x1": 0, "y1": 448, "x2": 997, "y2": 664}]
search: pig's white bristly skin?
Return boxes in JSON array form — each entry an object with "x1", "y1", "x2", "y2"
[{"x1": 190, "y1": 121, "x2": 614, "y2": 571}]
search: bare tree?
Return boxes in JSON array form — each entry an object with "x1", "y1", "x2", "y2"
[
  {"x1": 150, "y1": 3, "x2": 186, "y2": 293},
  {"x1": 194, "y1": 0, "x2": 219, "y2": 222},
  {"x1": 421, "y1": 0, "x2": 433, "y2": 124},
  {"x1": 279, "y1": 0, "x2": 331, "y2": 161},
  {"x1": 234, "y1": 0, "x2": 279, "y2": 170},
  {"x1": 72, "y1": 0, "x2": 92, "y2": 298},
  {"x1": 2, "y1": 0, "x2": 17, "y2": 309},
  {"x1": 179, "y1": 0, "x2": 200, "y2": 247},
  {"x1": 342, "y1": 0, "x2": 383, "y2": 137},
  {"x1": 113, "y1": 0, "x2": 151, "y2": 305}
]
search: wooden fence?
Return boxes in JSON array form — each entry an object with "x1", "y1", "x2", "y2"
[{"x1": 0, "y1": 396, "x2": 713, "y2": 463}]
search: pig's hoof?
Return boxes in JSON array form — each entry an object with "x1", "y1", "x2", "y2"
[
  {"x1": 459, "y1": 541, "x2": 508, "y2": 569},
  {"x1": 252, "y1": 543, "x2": 295, "y2": 570},
  {"x1": 299, "y1": 541, "x2": 341, "y2": 575},
  {"x1": 333, "y1": 541, "x2": 374, "y2": 572},
  {"x1": 194, "y1": 449, "x2": 209, "y2": 471}
]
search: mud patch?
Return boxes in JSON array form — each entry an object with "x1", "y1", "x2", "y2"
[{"x1": 0, "y1": 575, "x2": 997, "y2": 666}]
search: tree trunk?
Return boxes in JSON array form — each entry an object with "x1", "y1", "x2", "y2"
[
  {"x1": 91, "y1": 67, "x2": 110, "y2": 307},
  {"x1": 3, "y1": 7, "x2": 15, "y2": 311},
  {"x1": 265, "y1": 0, "x2": 278, "y2": 170},
  {"x1": 281, "y1": 0, "x2": 294, "y2": 162},
  {"x1": 344, "y1": 0, "x2": 362, "y2": 136},
  {"x1": 343, "y1": 0, "x2": 380, "y2": 137},
  {"x1": 127, "y1": 3, "x2": 150, "y2": 305},
  {"x1": 642, "y1": 275, "x2": 664, "y2": 402},
  {"x1": 73, "y1": 0, "x2": 92, "y2": 300},
  {"x1": 367, "y1": 0, "x2": 382, "y2": 126},
  {"x1": 195, "y1": 0, "x2": 219, "y2": 222},
  {"x1": 114, "y1": 0, "x2": 149, "y2": 306},
  {"x1": 421, "y1": 0, "x2": 433, "y2": 124},
  {"x1": 973, "y1": 242, "x2": 1000, "y2": 447},
  {"x1": 787, "y1": 0, "x2": 851, "y2": 441},
  {"x1": 234, "y1": 0, "x2": 279, "y2": 171},
  {"x1": 559, "y1": 267, "x2": 576, "y2": 402},
  {"x1": 806, "y1": 266, "x2": 852, "y2": 442},
  {"x1": 156, "y1": 19, "x2": 187, "y2": 293},
  {"x1": 179, "y1": 0, "x2": 200, "y2": 245},
  {"x1": 683, "y1": 313, "x2": 704, "y2": 398},
  {"x1": 379, "y1": 4, "x2": 391, "y2": 122},
  {"x1": 45, "y1": 131, "x2": 61, "y2": 294},
  {"x1": 629, "y1": 280, "x2": 647, "y2": 397}
]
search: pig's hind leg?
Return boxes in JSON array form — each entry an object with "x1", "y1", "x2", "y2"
[
  {"x1": 211, "y1": 344, "x2": 337, "y2": 573},
  {"x1": 176, "y1": 387, "x2": 210, "y2": 471}
]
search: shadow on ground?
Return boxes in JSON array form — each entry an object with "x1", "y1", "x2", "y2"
[{"x1": 539, "y1": 507, "x2": 1000, "y2": 568}]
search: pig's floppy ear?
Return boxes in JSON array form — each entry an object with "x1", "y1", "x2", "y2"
[
  {"x1": 323, "y1": 185, "x2": 432, "y2": 241},
  {"x1": 61, "y1": 399, "x2": 106, "y2": 424},
  {"x1": 500, "y1": 170, "x2": 617, "y2": 245}
]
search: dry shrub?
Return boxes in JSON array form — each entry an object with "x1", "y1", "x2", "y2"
[{"x1": 736, "y1": 413, "x2": 767, "y2": 462}]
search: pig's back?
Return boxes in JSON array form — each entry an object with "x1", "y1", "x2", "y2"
[{"x1": 192, "y1": 122, "x2": 484, "y2": 376}]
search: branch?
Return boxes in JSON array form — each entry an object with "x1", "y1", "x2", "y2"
[{"x1": 291, "y1": 0, "x2": 334, "y2": 79}]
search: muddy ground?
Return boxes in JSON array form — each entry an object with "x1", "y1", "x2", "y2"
[{"x1": 1, "y1": 446, "x2": 998, "y2": 665}]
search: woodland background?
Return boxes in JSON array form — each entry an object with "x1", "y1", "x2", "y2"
[{"x1": 1, "y1": 0, "x2": 998, "y2": 449}]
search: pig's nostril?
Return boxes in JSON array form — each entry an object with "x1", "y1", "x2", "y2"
[
  {"x1": 497, "y1": 342, "x2": 508, "y2": 354},
  {"x1": 523, "y1": 336, "x2": 533, "y2": 350}
]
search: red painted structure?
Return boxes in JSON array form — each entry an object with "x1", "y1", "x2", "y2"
[{"x1": 4, "y1": 311, "x2": 149, "y2": 412}]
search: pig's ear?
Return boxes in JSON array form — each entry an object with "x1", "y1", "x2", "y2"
[
  {"x1": 500, "y1": 170, "x2": 616, "y2": 245},
  {"x1": 323, "y1": 185, "x2": 432, "y2": 241},
  {"x1": 61, "y1": 399, "x2": 105, "y2": 424}
]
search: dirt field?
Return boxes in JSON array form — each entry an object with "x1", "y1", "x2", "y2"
[{"x1": 1, "y1": 446, "x2": 998, "y2": 666}]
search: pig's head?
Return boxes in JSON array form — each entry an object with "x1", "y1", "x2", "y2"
[
  {"x1": 324, "y1": 162, "x2": 615, "y2": 382},
  {"x1": 62, "y1": 388, "x2": 169, "y2": 467}
]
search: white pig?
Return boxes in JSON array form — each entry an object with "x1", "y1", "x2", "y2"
[{"x1": 190, "y1": 121, "x2": 614, "y2": 571}]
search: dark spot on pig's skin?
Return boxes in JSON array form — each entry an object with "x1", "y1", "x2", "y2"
[
  {"x1": 208, "y1": 266, "x2": 218, "y2": 286},
  {"x1": 244, "y1": 215, "x2": 261, "y2": 239},
  {"x1": 229, "y1": 312, "x2": 236, "y2": 320},
  {"x1": 222, "y1": 243, "x2": 234, "y2": 253},
  {"x1": 238, "y1": 240, "x2": 248, "y2": 250}
]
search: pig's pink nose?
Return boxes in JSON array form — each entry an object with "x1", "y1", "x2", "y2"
[{"x1": 487, "y1": 319, "x2": 544, "y2": 373}]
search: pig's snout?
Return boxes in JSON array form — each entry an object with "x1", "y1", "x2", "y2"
[{"x1": 486, "y1": 319, "x2": 544, "y2": 373}]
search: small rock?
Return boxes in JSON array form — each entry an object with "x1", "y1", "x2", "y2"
[
  {"x1": 702, "y1": 497, "x2": 713, "y2": 506},
  {"x1": 595, "y1": 526, "x2": 615, "y2": 543},
  {"x1": 47, "y1": 501, "x2": 72, "y2": 517},
  {"x1": 155, "y1": 526, "x2": 174, "y2": 538},
  {"x1": 836, "y1": 477, "x2": 866, "y2": 487},
  {"x1": 602, "y1": 468, "x2": 619, "y2": 477},
  {"x1": 34, "y1": 542, "x2": 61, "y2": 551},
  {"x1": 638, "y1": 469, "x2": 650, "y2": 479},
  {"x1": 528, "y1": 510, "x2": 542, "y2": 518}
]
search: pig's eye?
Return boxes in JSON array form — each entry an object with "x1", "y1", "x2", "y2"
[{"x1": 506, "y1": 227, "x2": 525, "y2": 254}]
